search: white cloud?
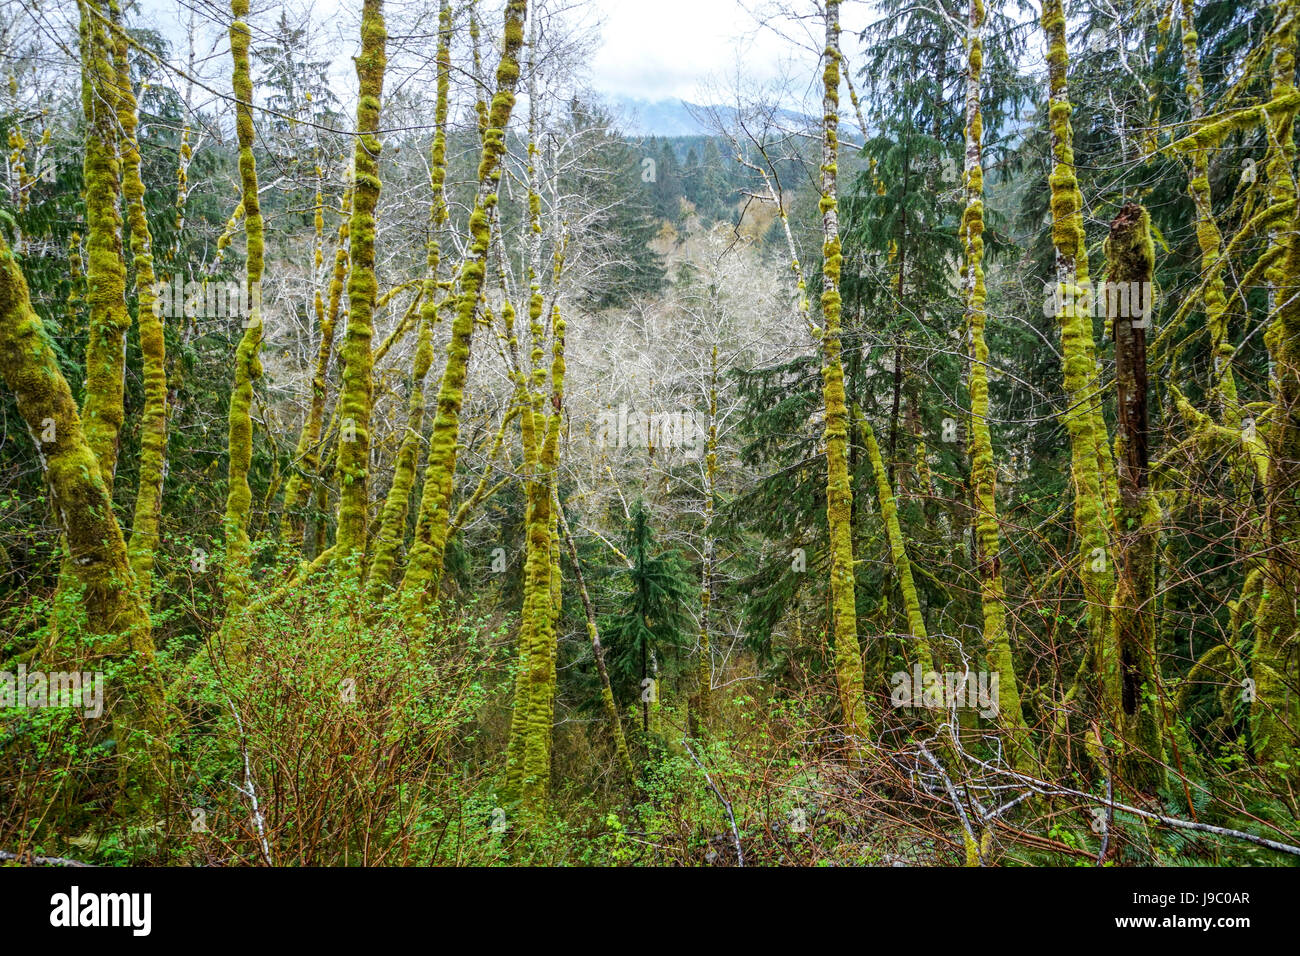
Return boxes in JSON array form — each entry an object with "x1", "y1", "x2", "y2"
[
  {"x1": 590, "y1": 0, "x2": 770, "y2": 101},
  {"x1": 588, "y1": 0, "x2": 871, "y2": 110},
  {"x1": 133, "y1": 0, "x2": 867, "y2": 113}
]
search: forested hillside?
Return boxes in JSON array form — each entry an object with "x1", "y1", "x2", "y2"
[{"x1": 1, "y1": 0, "x2": 1298, "y2": 869}]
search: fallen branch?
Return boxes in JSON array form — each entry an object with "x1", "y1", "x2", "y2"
[
  {"x1": 682, "y1": 736, "x2": 743, "y2": 867},
  {"x1": 0, "y1": 848, "x2": 91, "y2": 867}
]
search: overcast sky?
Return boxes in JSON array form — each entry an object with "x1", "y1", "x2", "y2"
[
  {"x1": 589, "y1": 0, "x2": 845, "y2": 103},
  {"x1": 132, "y1": 0, "x2": 871, "y2": 111}
]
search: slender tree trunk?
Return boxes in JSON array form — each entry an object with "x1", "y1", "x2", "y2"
[
  {"x1": 401, "y1": 0, "x2": 528, "y2": 608},
  {"x1": 1177, "y1": 0, "x2": 1238, "y2": 417},
  {"x1": 694, "y1": 346, "x2": 718, "y2": 731},
  {"x1": 77, "y1": 0, "x2": 128, "y2": 488},
  {"x1": 1255, "y1": 0, "x2": 1300, "y2": 769},
  {"x1": 556, "y1": 501, "x2": 634, "y2": 780},
  {"x1": 222, "y1": 0, "x2": 266, "y2": 616},
  {"x1": 504, "y1": 15, "x2": 551, "y2": 798},
  {"x1": 365, "y1": 0, "x2": 451, "y2": 600},
  {"x1": 1043, "y1": 0, "x2": 1120, "y2": 740},
  {"x1": 818, "y1": 0, "x2": 871, "y2": 753},
  {"x1": 518, "y1": 291, "x2": 565, "y2": 808},
  {"x1": 858, "y1": 411, "x2": 933, "y2": 671},
  {"x1": 108, "y1": 2, "x2": 167, "y2": 604},
  {"x1": 516, "y1": 70, "x2": 568, "y2": 809},
  {"x1": 1107, "y1": 203, "x2": 1166, "y2": 790},
  {"x1": 334, "y1": 0, "x2": 388, "y2": 570},
  {"x1": 888, "y1": 343, "x2": 902, "y2": 488},
  {"x1": 961, "y1": 0, "x2": 1035, "y2": 771},
  {"x1": 282, "y1": 186, "x2": 351, "y2": 554}
]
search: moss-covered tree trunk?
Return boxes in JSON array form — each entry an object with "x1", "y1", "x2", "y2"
[
  {"x1": 1048, "y1": 3, "x2": 1120, "y2": 519},
  {"x1": 1255, "y1": 0, "x2": 1300, "y2": 770},
  {"x1": 78, "y1": 0, "x2": 129, "y2": 488},
  {"x1": 366, "y1": 0, "x2": 451, "y2": 600},
  {"x1": 0, "y1": 233, "x2": 167, "y2": 802},
  {"x1": 504, "y1": 374, "x2": 542, "y2": 795},
  {"x1": 333, "y1": 0, "x2": 387, "y2": 571},
  {"x1": 518, "y1": 297, "x2": 565, "y2": 809},
  {"x1": 1177, "y1": 0, "x2": 1238, "y2": 416},
  {"x1": 222, "y1": 0, "x2": 266, "y2": 615},
  {"x1": 858, "y1": 411, "x2": 933, "y2": 672},
  {"x1": 1107, "y1": 203, "x2": 1166, "y2": 791},
  {"x1": 509, "y1": 27, "x2": 566, "y2": 806},
  {"x1": 109, "y1": 2, "x2": 168, "y2": 604},
  {"x1": 401, "y1": 0, "x2": 527, "y2": 608},
  {"x1": 961, "y1": 0, "x2": 1034, "y2": 771},
  {"x1": 502, "y1": 295, "x2": 541, "y2": 789},
  {"x1": 818, "y1": 0, "x2": 870, "y2": 753},
  {"x1": 1043, "y1": 0, "x2": 1120, "y2": 740}
]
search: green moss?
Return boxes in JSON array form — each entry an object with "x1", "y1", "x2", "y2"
[
  {"x1": 508, "y1": 18, "x2": 571, "y2": 808},
  {"x1": 402, "y1": 0, "x2": 529, "y2": 609},
  {"x1": 817, "y1": 0, "x2": 870, "y2": 752},
  {"x1": 366, "y1": 0, "x2": 449, "y2": 600},
  {"x1": 0, "y1": 230, "x2": 167, "y2": 800},
  {"x1": 1042, "y1": 0, "x2": 1120, "y2": 739},
  {"x1": 962, "y1": 0, "x2": 1034, "y2": 771},
  {"x1": 333, "y1": 0, "x2": 388, "y2": 570},
  {"x1": 1177, "y1": 0, "x2": 1239, "y2": 416},
  {"x1": 1106, "y1": 204, "x2": 1166, "y2": 790},
  {"x1": 107, "y1": 1, "x2": 167, "y2": 604},
  {"x1": 78, "y1": 0, "x2": 129, "y2": 487},
  {"x1": 222, "y1": 0, "x2": 267, "y2": 617},
  {"x1": 1167, "y1": 91, "x2": 1300, "y2": 155},
  {"x1": 283, "y1": 187, "x2": 352, "y2": 553},
  {"x1": 1253, "y1": 1, "x2": 1300, "y2": 771},
  {"x1": 858, "y1": 412, "x2": 932, "y2": 670}
]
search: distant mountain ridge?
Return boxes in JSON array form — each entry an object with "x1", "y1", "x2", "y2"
[
  {"x1": 605, "y1": 95, "x2": 810, "y2": 138},
  {"x1": 605, "y1": 96, "x2": 717, "y2": 136}
]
